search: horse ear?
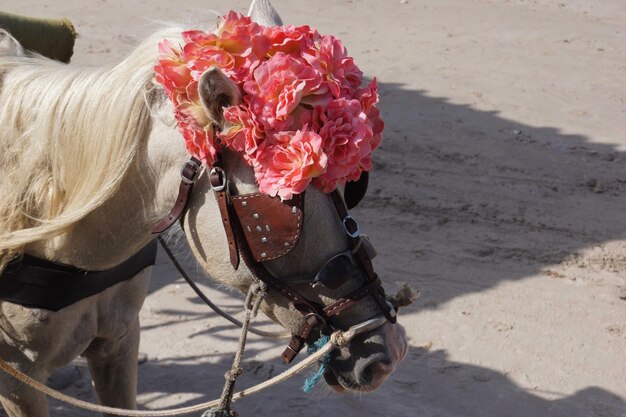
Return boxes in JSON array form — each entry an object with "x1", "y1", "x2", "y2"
[
  {"x1": 248, "y1": 0, "x2": 283, "y2": 26},
  {"x1": 198, "y1": 67, "x2": 241, "y2": 126},
  {"x1": 344, "y1": 172, "x2": 369, "y2": 210}
]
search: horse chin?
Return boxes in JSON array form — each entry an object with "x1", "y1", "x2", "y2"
[
  {"x1": 323, "y1": 369, "x2": 347, "y2": 393},
  {"x1": 323, "y1": 367, "x2": 387, "y2": 393}
]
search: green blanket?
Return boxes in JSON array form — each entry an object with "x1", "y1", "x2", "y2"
[{"x1": 0, "y1": 11, "x2": 75, "y2": 63}]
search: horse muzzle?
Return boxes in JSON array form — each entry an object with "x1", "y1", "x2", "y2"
[{"x1": 324, "y1": 320, "x2": 407, "y2": 392}]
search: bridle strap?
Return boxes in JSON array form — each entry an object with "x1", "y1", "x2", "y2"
[
  {"x1": 210, "y1": 159, "x2": 240, "y2": 270},
  {"x1": 152, "y1": 157, "x2": 201, "y2": 234},
  {"x1": 281, "y1": 313, "x2": 324, "y2": 363},
  {"x1": 154, "y1": 158, "x2": 394, "y2": 364},
  {"x1": 330, "y1": 190, "x2": 397, "y2": 324},
  {"x1": 149, "y1": 156, "x2": 323, "y2": 318},
  {"x1": 321, "y1": 279, "x2": 384, "y2": 317}
]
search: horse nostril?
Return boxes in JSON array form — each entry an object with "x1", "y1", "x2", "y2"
[
  {"x1": 361, "y1": 360, "x2": 393, "y2": 388},
  {"x1": 361, "y1": 363, "x2": 373, "y2": 384}
]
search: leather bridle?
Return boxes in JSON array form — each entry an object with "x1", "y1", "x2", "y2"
[{"x1": 153, "y1": 156, "x2": 396, "y2": 364}]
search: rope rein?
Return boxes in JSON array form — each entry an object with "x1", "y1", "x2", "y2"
[
  {"x1": 203, "y1": 280, "x2": 268, "y2": 417},
  {"x1": 0, "y1": 316, "x2": 386, "y2": 416}
]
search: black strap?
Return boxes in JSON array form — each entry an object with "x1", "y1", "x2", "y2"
[{"x1": 0, "y1": 240, "x2": 158, "y2": 311}]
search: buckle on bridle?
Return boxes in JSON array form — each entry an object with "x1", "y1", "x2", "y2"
[
  {"x1": 303, "y1": 312, "x2": 327, "y2": 330},
  {"x1": 342, "y1": 215, "x2": 360, "y2": 238},
  {"x1": 180, "y1": 159, "x2": 200, "y2": 184},
  {"x1": 386, "y1": 300, "x2": 397, "y2": 318},
  {"x1": 209, "y1": 166, "x2": 227, "y2": 191}
]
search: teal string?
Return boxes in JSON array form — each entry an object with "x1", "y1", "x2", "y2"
[{"x1": 302, "y1": 335, "x2": 331, "y2": 393}]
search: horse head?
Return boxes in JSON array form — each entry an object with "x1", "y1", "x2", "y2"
[{"x1": 147, "y1": 0, "x2": 408, "y2": 393}]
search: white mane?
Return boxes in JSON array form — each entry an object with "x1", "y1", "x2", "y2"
[{"x1": 0, "y1": 28, "x2": 182, "y2": 268}]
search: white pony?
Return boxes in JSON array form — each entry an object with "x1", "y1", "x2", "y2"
[{"x1": 0, "y1": 1, "x2": 407, "y2": 416}]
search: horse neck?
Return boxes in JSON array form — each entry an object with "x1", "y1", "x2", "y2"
[{"x1": 32, "y1": 113, "x2": 189, "y2": 270}]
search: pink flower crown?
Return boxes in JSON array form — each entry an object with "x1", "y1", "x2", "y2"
[{"x1": 154, "y1": 12, "x2": 383, "y2": 200}]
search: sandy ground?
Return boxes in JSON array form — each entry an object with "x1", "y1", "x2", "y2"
[{"x1": 1, "y1": 0, "x2": 625, "y2": 416}]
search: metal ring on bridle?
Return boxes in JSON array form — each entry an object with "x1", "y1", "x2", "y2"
[
  {"x1": 180, "y1": 159, "x2": 200, "y2": 184},
  {"x1": 209, "y1": 166, "x2": 226, "y2": 191},
  {"x1": 385, "y1": 300, "x2": 397, "y2": 318},
  {"x1": 342, "y1": 215, "x2": 360, "y2": 238},
  {"x1": 303, "y1": 312, "x2": 327, "y2": 329}
]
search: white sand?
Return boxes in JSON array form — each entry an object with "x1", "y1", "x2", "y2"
[{"x1": 1, "y1": 0, "x2": 624, "y2": 416}]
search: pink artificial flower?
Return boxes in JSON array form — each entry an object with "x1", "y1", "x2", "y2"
[
  {"x1": 214, "y1": 12, "x2": 270, "y2": 83},
  {"x1": 314, "y1": 98, "x2": 372, "y2": 192},
  {"x1": 304, "y1": 35, "x2": 363, "y2": 98},
  {"x1": 356, "y1": 78, "x2": 380, "y2": 114},
  {"x1": 217, "y1": 11, "x2": 257, "y2": 36},
  {"x1": 176, "y1": 118, "x2": 219, "y2": 166},
  {"x1": 256, "y1": 128, "x2": 327, "y2": 199},
  {"x1": 264, "y1": 24, "x2": 318, "y2": 56},
  {"x1": 219, "y1": 105, "x2": 266, "y2": 163},
  {"x1": 181, "y1": 13, "x2": 270, "y2": 84},
  {"x1": 155, "y1": 39, "x2": 193, "y2": 93},
  {"x1": 356, "y1": 78, "x2": 384, "y2": 167},
  {"x1": 181, "y1": 29, "x2": 240, "y2": 82},
  {"x1": 291, "y1": 104, "x2": 324, "y2": 132},
  {"x1": 185, "y1": 42, "x2": 235, "y2": 80},
  {"x1": 244, "y1": 53, "x2": 324, "y2": 129}
]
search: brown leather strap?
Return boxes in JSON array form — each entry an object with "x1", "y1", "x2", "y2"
[
  {"x1": 209, "y1": 156, "x2": 242, "y2": 270},
  {"x1": 322, "y1": 279, "x2": 383, "y2": 317},
  {"x1": 280, "y1": 277, "x2": 390, "y2": 363},
  {"x1": 234, "y1": 219, "x2": 325, "y2": 366},
  {"x1": 152, "y1": 158, "x2": 201, "y2": 234},
  {"x1": 279, "y1": 276, "x2": 387, "y2": 363},
  {"x1": 214, "y1": 189, "x2": 240, "y2": 270},
  {"x1": 281, "y1": 314, "x2": 324, "y2": 363}
]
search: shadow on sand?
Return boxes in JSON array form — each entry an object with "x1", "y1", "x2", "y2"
[
  {"x1": 38, "y1": 343, "x2": 626, "y2": 417},
  {"x1": 362, "y1": 81, "x2": 625, "y2": 310}
]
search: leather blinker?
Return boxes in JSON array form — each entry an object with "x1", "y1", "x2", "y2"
[
  {"x1": 344, "y1": 171, "x2": 369, "y2": 210},
  {"x1": 231, "y1": 193, "x2": 304, "y2": 262}
]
